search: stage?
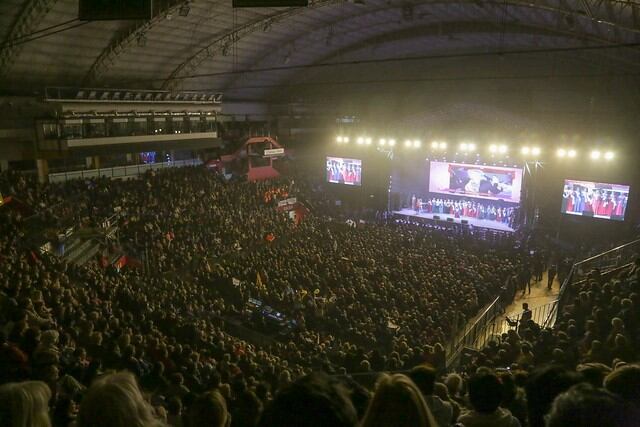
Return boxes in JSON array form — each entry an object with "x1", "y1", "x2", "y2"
[{"x1": 393, "y1": 209, "x2": 516, "y2": 232}]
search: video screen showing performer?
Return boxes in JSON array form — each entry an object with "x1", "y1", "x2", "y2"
[
  {"x1": 561, "y1": 179, "x2": 630, "y2": 221},
  {"x1": 429, "y1": 161, "x2": 523, "y2": 203},
  {"x1": 326, "y1": 157, "x2": 362, "y2": 186}
]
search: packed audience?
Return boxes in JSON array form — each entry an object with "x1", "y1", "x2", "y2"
[{"x1": 0, "y1": 167, "x2": 639, "y2": 427}]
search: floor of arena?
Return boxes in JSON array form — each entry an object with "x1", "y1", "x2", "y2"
[{"x1": 393, "y1": 208, "x2": 516, "y2": 232}]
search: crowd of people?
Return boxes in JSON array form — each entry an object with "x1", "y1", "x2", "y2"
[
  {"x1": 1, "y1": 166, "x2": 638, "y2": 427},
  {"x1": 410, "y1": 195, "x2": 517, "y2": 226}
]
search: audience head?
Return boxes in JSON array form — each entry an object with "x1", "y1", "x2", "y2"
[
  {"x1": 468, "y1": 371, "x2": 503, "y2": 414},
  {"x1": 258, "y1": 372, "x2": 357, "y2": 427},
  {"x1": 525, "y1": 365, "x2": 584, "y2": 427},
  {"x1": 361, "y1": 374, "x2": 436, "y2": 427},
  {"x1": 604, "y1": 364, "x2": 640, "y2": 405},
  {"x1": 188, "y1": 390, "x2": 230, "y2": 427},
  {"x1": 77, "y1": 371, "x2": 166, "y2": 427},
  {"x1": 547, "y1": 384, "x2": 639, "y2": 427},
  {"x1": 0, "y1": 381, "x2": 52, "y2": 427}
]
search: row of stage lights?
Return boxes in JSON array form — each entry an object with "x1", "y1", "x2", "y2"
[{"x1": 335, "y1": 136, "x2": 615, "y2": 160}]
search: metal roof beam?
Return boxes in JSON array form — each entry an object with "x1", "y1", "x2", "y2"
[
  {"x1": 0, "y1": 0, "x2": 59, "y2": 78},
  {"x1": 83, "y1": 0, "x2": 185, "y2": 85}
]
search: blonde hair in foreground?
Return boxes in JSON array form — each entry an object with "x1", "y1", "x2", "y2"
[
  {"x1": 360, "y1": 373, "x2": 438, "y2": 427},
  {"x1": 77, "y1": 371, "x2": 167, "y2": 427},
  {"x1": 0, "y1": 381, "x2": 52, "y2": 427}
]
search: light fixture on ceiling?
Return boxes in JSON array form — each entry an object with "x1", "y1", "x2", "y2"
[
  {"x1": 179, "y1": 2, "x2": 191, "y2": 17},
  {"x1": 137, "y1": 33, "x2": 147, "y2": 47}
]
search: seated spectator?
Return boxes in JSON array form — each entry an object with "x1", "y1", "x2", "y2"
[
  {"x1": 409, "y1": 365, "x2": 453, "y2": 427},
  {"x1": 77, "y1": 371, "x2": 167, "y2": 427},
  {"x1": 546, "y1": 384, "x2": 639, "y2": 427},
  {"x1": 604, "y1": 364, "x2": 640, "y2": 405},
  {"x1": 258, "y1": 373, "x2": 357, "y2": 427},
  {"x1": 0, "y1": 381, "x2": 52, "y2": 427},
  {"x1": 360, "y1": 373, "x2": 436, "y2": 427},
  {"x1": 524, "y1": 366, "x2": 583, "y2": 427},
  {"x1": 457, "y1": 371, "x2": 521, "y2": 427},
  {"x1": 188, "y1": 390, "x2": 229, "y2": 427}
]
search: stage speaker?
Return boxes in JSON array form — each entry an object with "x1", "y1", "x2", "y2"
[
  {"x1": 433, "y1": 215, "x2": 440, "y2": 220},
  {"x1": 446, "y1": 217, "x2": 454, "y2": 222},
  {"x1": 233, "y1": 0, "x2": 308, "y2": 6},
  {"x1": 461, "y1": 219, "x2": 469, "y2": 225}
]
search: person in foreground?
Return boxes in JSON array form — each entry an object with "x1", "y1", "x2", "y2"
[
  {"x1": 361, "y1": 373, "x2": 437, "y2": 427},
  {"x1": 456, "y1": 371, "x2": 521, "y2": 427}
]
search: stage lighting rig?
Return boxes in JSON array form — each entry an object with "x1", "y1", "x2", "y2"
[
  {"x1": 365, "y1": 137, "x2": 372, "y2": 145},
  {"x1": 388, "y1": 139, "x2": 396, "y2": 147},
  {"x1": 604, "y1": 151, "x2": 614, "y2": 160},
  {"x1": 413, "y1": 140, "x2": 421, "y2": 148},
  {"x1": 590, "y1": 150, "x2": 601, "y2": 160},
  {"x1": 357, "y1": 137, "x2": 364, "y2": 145},
  {"x1": 567, "y1": 149, "x2": 577, "y2": 158}
]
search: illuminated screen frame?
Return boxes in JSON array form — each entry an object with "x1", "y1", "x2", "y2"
[
  {"x1": 429, "y1": 161, "x2": 523, "y2": 203},
  {"x1": 326, "y1": 156, "x2": 362, "y2": 186},
  {"x1": 561, "y1": 179, "x2": 630, "y2": 222}
]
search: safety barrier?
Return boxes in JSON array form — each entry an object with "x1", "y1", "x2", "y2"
[{"x1": 48, "y1": 158, "x2": 202, "y2": 183}]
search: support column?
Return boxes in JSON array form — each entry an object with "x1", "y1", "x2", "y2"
[
  {"x1": 0, "y1": 159, "x2": 8, "y2": 172},
  {"x1": 85, "y1": 156, "x2": 101, "y2": 169},
  {"x1": 36, "y1": 159, "x2": 48, "y2": 184}
]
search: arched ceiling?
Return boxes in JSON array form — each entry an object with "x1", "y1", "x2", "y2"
[{"x1": 0, "y1": 0, "x2": 639, "y2": 101}]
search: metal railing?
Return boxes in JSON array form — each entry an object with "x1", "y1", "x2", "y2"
[
  {"x1": 557, "y1": 238, "x2": 640, "y2": 315},
  {"x1": 48, "y1": 158, "x2": 202, "y2": 183},
  {"x1": 446, "y1": 296, "x2": 502, "y2": 368}
]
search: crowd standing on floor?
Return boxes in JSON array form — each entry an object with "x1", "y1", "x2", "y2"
[{"x1": 0, "y1": 167, "x2": 639, "y2": 427}]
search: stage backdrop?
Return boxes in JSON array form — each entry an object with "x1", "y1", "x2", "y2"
[
  {"x1": 429, "y1": 161, "x2": 523, "y2": 203},
  {"x1": 561, "y1": 179, "x2": 630, "y2": 221}
]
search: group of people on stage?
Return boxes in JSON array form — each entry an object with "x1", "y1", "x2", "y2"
[
  {"x1": 326, "y1": 159, "x2": 362, "y2": 185},
  {"x1": 561, "y1": 186, "x2": 628, "y2": 219},
  {"x1": 411, "y1": 195, "x2": 517, "y2": 225}
]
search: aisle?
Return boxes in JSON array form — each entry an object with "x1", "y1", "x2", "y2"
[{"x1": 494, "y1": 271, "x2": 561, "y2": 336}]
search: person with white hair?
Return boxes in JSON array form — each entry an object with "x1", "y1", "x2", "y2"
[
  {"x1": 0, "y1": 381, "x2": 52, "y2": 427},
  {"x1": 77, "y1": 371, "x2": 167, "y2": 427}
]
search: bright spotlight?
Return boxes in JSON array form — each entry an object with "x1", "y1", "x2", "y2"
[
  {"x1": 379, "y1": 138, "x2": 386, "y2": 146},
  {"x1": 365, "y1": 137, "x2": 372, "y2": 145},
  {"x1": 498, "y1": 145, "x2": 508, "y2": 154},
  {"x1": 343, "y1": 136, "x2": 349, "y2": 143},
  {"x1": 460, "y1": 143, "x2": 468, "y2": 151},
  {"x1": 521, "y1": 146, "x2": 530, "y2": 155},
  {"x1": 468, "y1": 143, "x2": 476, "y2": 151},
  {"x1": 388, "y1": 139, "x2": 396, "y2": 147},
  {"x1": 413, "y1": 140, "x2": 421, "y2": 148},
  {"x1": 336, "y1": 136, "x2": 343, "y2": 143},
  {"x1": 531, "y1": 147, "x2": 541, "y2": 156},
  {"x1": 604, "y1": 151, "x2": 614, "y2": 160},
  {"x1": 557, "y1": 148, "x2": 566, "y2": 157},
  {"x1": 590, "y1": 150, "x2": 601, "y2": 160},
  {"x1": 357, "y1": 137, "x2": 364, "y2": 145},
  {"x1": 567, "y1": 149, "x2": 576, "y2": 158},
  {"x1": 489, "y1": 144, "x2": 497, "y2": 153},
  {"x1": 404, "y1": 139, "x2": 412, "y2": 147},
  {"x1": 431, "y1": 141, "x2": 439, "y2": 149},
  {"x1": 438, "y1": 142, "x2": 447, "y2": 149}
]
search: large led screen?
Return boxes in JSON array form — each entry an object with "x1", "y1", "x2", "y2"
[
  {"x1": 429, "y1": 161, "x2": 523, "y2": 203},
  {"x1": 326, "y1": 157, "x2": 362, "y2": 186},
  {"x1": 561, "y1": 179, "x2": 629, "y2": 221}
]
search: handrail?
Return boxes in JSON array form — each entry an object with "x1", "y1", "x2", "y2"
[
  {"x1": 575, "y1": 238, "x2": 640, "y2": 267},
  {"x1": 446, "y1": 296, "x2": 501, "y2": 368}
]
